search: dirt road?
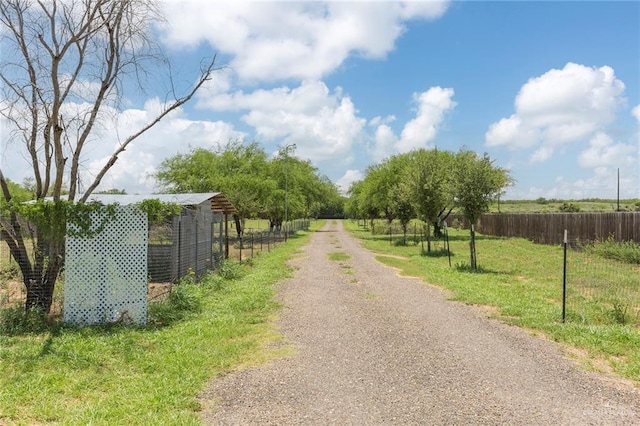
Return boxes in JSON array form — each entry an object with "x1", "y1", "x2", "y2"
[{"x1": 201, "y1": 220, "x2": 639, "y2": 425}]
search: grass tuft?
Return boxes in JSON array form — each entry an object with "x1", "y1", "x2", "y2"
[{"x1": 328, "y1": 252, "x2": 350, "y2": 261}]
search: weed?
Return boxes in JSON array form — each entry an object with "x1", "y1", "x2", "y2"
[
  {"x1": 454, "y1": 262, "x2": 488, "y2": 274},
  {"x1": 610, "y1": 301, "x2": 629, "y2": 325}
]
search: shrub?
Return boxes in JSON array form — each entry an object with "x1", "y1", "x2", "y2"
[{"x1": 559, "y1": 202, "x2": 581, "y2": 212}]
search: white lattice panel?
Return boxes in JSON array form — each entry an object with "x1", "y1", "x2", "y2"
[{"x1": 64, "y1": 206, "x2": 148, "y2": 326}]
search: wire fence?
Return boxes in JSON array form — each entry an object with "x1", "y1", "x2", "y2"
[
  {"x1": 1, "y1": 218, "x2": 311, "y2": 314},
  {"x1": 362, "y1": 219, "x2": 640, "y2": 327},
  {"x1": 228, "y1": 220, "x2": 311, "y2": 263},
  {"x1": 563, "y1": 235, "x2": 640, "y2": 326}
]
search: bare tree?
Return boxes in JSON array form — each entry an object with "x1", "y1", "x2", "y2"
[{"x1": 0, "y1": 0, "x2": 219, "y2": 313}]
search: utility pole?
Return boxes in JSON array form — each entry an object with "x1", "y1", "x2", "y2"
[
  {"x1": 617, "y1": 168, "x2": 620, "y2": 212},
  {"x1": 281, "y1": 143, "x2": 297, "y2": 237}
]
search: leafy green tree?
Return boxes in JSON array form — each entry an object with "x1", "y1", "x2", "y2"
[
  {"x1": 407, "y1": 149, "x2": 455, "y2": 252},
  {"x1": 157, "y1": 140, "x2": 340, "y2": 232},
  {"x1": 157, "y1": 141, "x2": 271, "y2": 235},
  {"x1": 345, "y1": 181, "x2": 364, "y2": 221},
  {"x1": 346, "y1": 180, "x2": 378, "y2": 229},
  {"x1": 0, "y1": 0, "x2": 216, "y2": 313},
  {"x1": 0, "y1": 179, "x2": 35, "y2": 203},
  {"x1": 454, "y1": 149, "x2": 511, "y2": 270},
  {"x1": 391, "y1": 176, "x2": 416, "y2": 244}
]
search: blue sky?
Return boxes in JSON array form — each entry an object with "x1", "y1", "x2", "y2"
[{"x1": 1, "y1": 0, "x2": 639, "y2": 199}]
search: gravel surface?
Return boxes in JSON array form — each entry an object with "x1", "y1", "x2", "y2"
[{"x1": 200, "y1": 221, "x2": 640, "y2": 425}]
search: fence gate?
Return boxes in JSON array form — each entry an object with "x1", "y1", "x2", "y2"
[{"x1": 64, "y1": 206, "x2": 148, "y2": 326}]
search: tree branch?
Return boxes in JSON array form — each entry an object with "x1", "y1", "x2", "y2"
[{"x1": 79, "y1": 57, "x2": 219, "y2": 202}]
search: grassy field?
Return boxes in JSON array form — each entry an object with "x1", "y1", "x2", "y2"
[
  {"x1": 343, "y1": 220, "x2": 640, "y2": 384},
  {"x1": 488, "y1": 198, "x2": 639, "y2": 213},
  {"x1": 0, "y1": 221, "x2": 323, "y2": 425}
]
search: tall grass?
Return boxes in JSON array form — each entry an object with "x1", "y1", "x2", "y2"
[
  {"x1": 0, "y1": 222, "x2": 322, "y2": 425},
  {"x1": 582, "y1": 236, "x2": 640, "y2": 265},
  {"x1": 344, "y1": 220, "x2": 640, "y2": 384}
]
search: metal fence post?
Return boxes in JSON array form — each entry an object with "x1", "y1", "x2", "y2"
[{"x1": 562, "y1": 229, "x2": 568, "y2": 323}]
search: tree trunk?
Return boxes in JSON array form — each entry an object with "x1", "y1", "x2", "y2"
[
  {"x1": 22, "y1": 240, "x2": 64, "y2": 313},
  {"x1": 233, "y1": 214, "x2": 243, "y2": 237},
  {"x1": 402, "y1": 224, "x2": 407, "y2": 246},
  {"x1": 469, "y1": 224, "x2": 477, "y2": 270},
  {"x1": 2, "y1": 216, "x2": 65, "y2": 314}
]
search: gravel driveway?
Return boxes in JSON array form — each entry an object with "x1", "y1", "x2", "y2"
[{"x1": 201, "y1": 220, "x2": 639, "y2": 425}]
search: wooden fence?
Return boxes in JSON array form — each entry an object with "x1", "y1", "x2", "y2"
[{"x1": 461, "y1": 212, "x2": 640, "y2": 245}]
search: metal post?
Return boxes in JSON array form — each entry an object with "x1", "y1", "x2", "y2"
[
  {"x1": 617, "y1": 168, "x2": 620, "y2": 212},
  {"x1": 224, "y1": 214, "x2": 229, "y2": 259},
  {"x1": 562, "y1": 229, "x2": 568, "y2": 323},
  {"x1": 445, "y1": 224, "x2": 451, "y2": 268}
]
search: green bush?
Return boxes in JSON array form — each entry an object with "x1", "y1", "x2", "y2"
[{"x1": 559, "y1": 202, "x2": 581, "y2": 212}]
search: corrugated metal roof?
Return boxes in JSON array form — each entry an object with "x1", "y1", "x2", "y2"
[{"x1": 78, "y1": 192, "x2": 237, "y2": 214}]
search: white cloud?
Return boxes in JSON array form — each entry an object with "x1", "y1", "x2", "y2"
[
  {"x1": 633, "y1": 104, "x2": 640, "y2": 122},
  {"x1": 398, "y1": 87, "x2": 456, "y2": 151},
  {"x1": 160, "y1": 0, "x2": 450, "y2": 83},
  {"x1": 336, "y1": 169, "x2": 364, "y2": 194},
  {"x1": 578, "y1": 132, "x2": 636, "y2": 169},
  {"x1": 198, "y1": 80, "x2": 366, "y2": 165},
  {"x1": 372, "y1": 124, "x2": 399, "y2": 162},
  {"x1": 486, "y1": 63, "x2": 626, "y2": 162},
  {"x1": 372, "y1": 87, "x2": 456, "y2": 160}
]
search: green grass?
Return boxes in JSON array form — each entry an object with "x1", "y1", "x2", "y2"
[
  {"x1": 343, "y1": 219, "x2": 640, "y2": 384},
  {"x1": 328, "y1": 252, "x2": 350, "y2": 261},
  {"x1": 0, "y1": 221, "x2": 325, "y2": 425}
]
